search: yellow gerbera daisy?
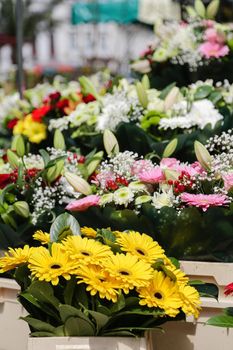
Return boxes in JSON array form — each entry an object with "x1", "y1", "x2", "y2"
[
  {"x1": 80, "y1": 227, "x2": 97, "y2": 238},
  {"x1": 33, "y1": 230, "x2": 50, "y2": 245},
  {"x1": 77, "y1": 264, "x2": 121, "y2": 302},
  {"x1": 116, "y1": 231, "x2": 165, "y2": 264},
  {"x1": 28, "y1": 243, "x2": 73, "y2": 285},
  {"x1": 62, "y1": 236, "x2": 112, "y2": 266},
  {"x1": 179, "y1": 284, "x2": 201, "y2": 319},
  {"x1": 103, "y1": 253, "x2": 153, "y2": 293},
  {"x1": 13, "y1": 119, "x2": 25, "y2": 135},
  {"x1": 0, "y1": 245, "x2": 32, "y2": 273},
  {"x1": 138, "y1": 270, "x2": 183, "y2": 317}
]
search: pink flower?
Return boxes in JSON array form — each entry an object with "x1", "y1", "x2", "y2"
[
  {"x1": 66, "y1": 195, "x2": 100, "y2": 212},
  {"x1": 204, "y1": 28, "x2": 225, "y2": 44},
  {"x1": 160, "y1": 158, "x2": 180, "y2": 169},
  {"x1": 190, "y1": 161, "x2": 205, "y2": 174},
  {"x1": 199, "y1": 42, "x2": 229, "y2": 59},
  {"x1": 131, "y1": 160, "x2": 154, "y2": 176},
  {"x1": 180, "y1": 193, "x2": 229, "y2": 211},
  {"x1": 203, "y1": 19, "x2": 214, "y2": 28},
  {"x1": 222, "y1": 173, "x2": 233, "y2": 191},
  {"x1": 139, "y1": 167, "x2": 165, "y2": 183}
]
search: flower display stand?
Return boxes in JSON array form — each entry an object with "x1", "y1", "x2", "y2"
[
  {"x1": 152, "y1": 261, "x2": 233, "y2": 350},
  {"x1": 27, "y1": 336, "x2": 149, "y2": 350},
  {"x1": 0, "y1": 278, "x2": 28, "y2": 350}
]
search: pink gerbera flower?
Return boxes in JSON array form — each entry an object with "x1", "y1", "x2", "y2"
[
  {"x1": 180, "y1": 193, "x2": 229, "y2": 211},
  {"x1": 66, "y1": 195, "x2": 100, "y2": 212},
  {"x1": 138, "y1": 167, "x2": 165, "y2": 183}
]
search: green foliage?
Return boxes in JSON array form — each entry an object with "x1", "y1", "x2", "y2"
[{"x1": 50, "y1": 213, "x2": 81, "y2": 242}]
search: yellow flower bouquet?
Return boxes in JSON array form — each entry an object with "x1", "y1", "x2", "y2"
[{"x1": 0, "y1": 213, "x2": 200, "y2": 337}]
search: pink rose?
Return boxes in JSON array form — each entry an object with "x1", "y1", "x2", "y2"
[
  {"x1": 199, "y1": 42, "x2": 229, "y2": 59},
  {"x1": 139, "y1": 167, "x2": 165, "y2": 183},
  {"x1": 66, "y1": 195, "x2": 100, "y2": 212},
  {"x1": 223, "y1": 173, "x2": 233, "y2": 191}
]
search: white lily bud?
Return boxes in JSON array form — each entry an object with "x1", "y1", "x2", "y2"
[{"x1": 65, "y1": 172, "x2": 92, "y2": 195}]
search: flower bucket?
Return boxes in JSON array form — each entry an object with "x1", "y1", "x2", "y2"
[
  {"x1": 27, "y1": 336, "x2": 149, "y2": 350},
  {"x1": 0, "y1": 278, "x2": 28, "y2": 350}
]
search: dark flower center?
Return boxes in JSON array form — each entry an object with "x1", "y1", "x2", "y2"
[
  {"x1": 119, "y1": 270, "x2": 130, "y2": 276},
  {"x1": 154, "y1": 292, "x2": 163, "y2": 299},
  {"x1": 81, "y1": 251, "x2": 91, "y2": 256},
  {"x1": 136, "y1": 249, "x2": 145, "y2": 256},
  {"x1": 51, "y1": 264, "x2": 61, "y2": 269}
]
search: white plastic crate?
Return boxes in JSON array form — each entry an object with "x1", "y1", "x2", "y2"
[
  {"x1": 27, "y1": 336, "x2": 148, "y2": 350},
  {"x1": 0, "y1": 278, "x2": 29, "y2": 350},
  {"x1": 180, "y1": 260, "x2": 233, "y2": 309}
]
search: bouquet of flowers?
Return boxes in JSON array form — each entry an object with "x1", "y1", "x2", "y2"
[
  {"x1": 0, "y1": 213, "x2": 200, "y2": 337},
  {"x1": 131, "y1": 0, "x2": 233, "y2": 88},
  {"x1": 65, "y1": 131, "x2": 233, "y2": 261},
  {"x1": 0, "y1": 132, "x2": 102, "y2": 249},
  {"x1": 48, "y1": 77, "x2": 233, "y2": 161}
]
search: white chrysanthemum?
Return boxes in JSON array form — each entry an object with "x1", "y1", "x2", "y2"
[
  {"x1": 152, "y1": 189, "x2": 175, "y2": 209},
  {"x1": 48, "y1": 117, "x2": 70, "y2": 131},
  {"x1": 100, "y1": 193, "x2": 113, "y2": 206},
  {"x1": 113, "y1": 187, "x2": 134, "y2": 206},
  {"x1": 96, "y1": 91, "x2": 142, "y2": 131},
  {"x1": 159, "y1": 99, "x2": 223, "y2": 130},
  {"x1": 128, "y1": 181, "x2": 148, "y2": 193}
]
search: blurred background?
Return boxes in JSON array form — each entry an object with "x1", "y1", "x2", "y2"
[{"x1": 0, "y1": 0, "x2": 233, "y2": 92}]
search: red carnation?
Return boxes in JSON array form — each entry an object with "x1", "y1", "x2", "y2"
[
  {"x1": 32, "y1": 105, "x2": 51, "y2": 122},
  {"x1": 225, "y1": 283, "x2": 233, "y2": 296},
  {"x1": 83, "y1": 94, "x2": 96, "y2": 104},
  {"x1": 7, "y1": 118, "x2": 19, "y2": 130}
]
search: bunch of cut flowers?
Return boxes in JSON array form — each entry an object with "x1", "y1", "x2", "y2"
[
  {"x1": 0, "y1": 213, "x2": 201, "y2": 337},
  {"x1": 65, "y1": 131, "x2": 233, "y2": 261},
  {"x1": 131, "y1": 0, "x2": 233, "y2": 88},
  {"x1": 0, "y1": 131, "x2": 103, "y2": 249}
]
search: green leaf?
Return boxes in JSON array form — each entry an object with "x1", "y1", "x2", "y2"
[
  {"x1": 64, "y1": 277, "x2": 76, "y2": 305},
  {"x1": 194, "y1": 85, "x2": 212, "y2": 99},
  {"x1": 207, "y1": 314, "x2": 233, "y2": 328},
  {"x1": 30, "y1": 331, "x2": 55, "y2": 337},
  {"x1": 59, "y1": 304, "x2": 93, "y2": 326},
  {"x1": 39, "y1": 149, "x2": 50, "y2": 167},
  {"x1": 110, "y1": 293, "x2": 125, "y2": 313},
  {"x1": 46, "y1": 159, "x2": 64, "y2": 184},
  {"x1": 21, "y1": 316, "x2": 55, "y2": 332},
  {"x1": 28, "y1": 281, "x2": 60, "y2": 309},
  {"x1": 0, "y1": 184, "x2": 15, "y2": 206},
  {"x1": 87, "y1": 310, "x2": 109, "y2": 333},
  {"x1": 50, "y1": 213, "x2": 81, "y2": 242},
  {"x1": 64, "y1": 317, "x2": 95, "y2": 336},
  {"x1": 7, "y1": 150, "x2": 19, "y2": 168},
  {"x1": 54, "y1": 326, "x2": 65, "y2": 336},
  {"x1": 101, "y1": 330, "x2": 135, "y2": 337}
]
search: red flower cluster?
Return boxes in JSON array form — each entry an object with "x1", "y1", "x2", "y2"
[
  {"x1": 225, "y1": 283, "x2": 233, "y2": 296},
  {"x1": 7, "y1": 118, "x2": 19, "y2": 130},
  {"x1": 83, "y1": 94, "x2": 96, "y2": 104}
]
